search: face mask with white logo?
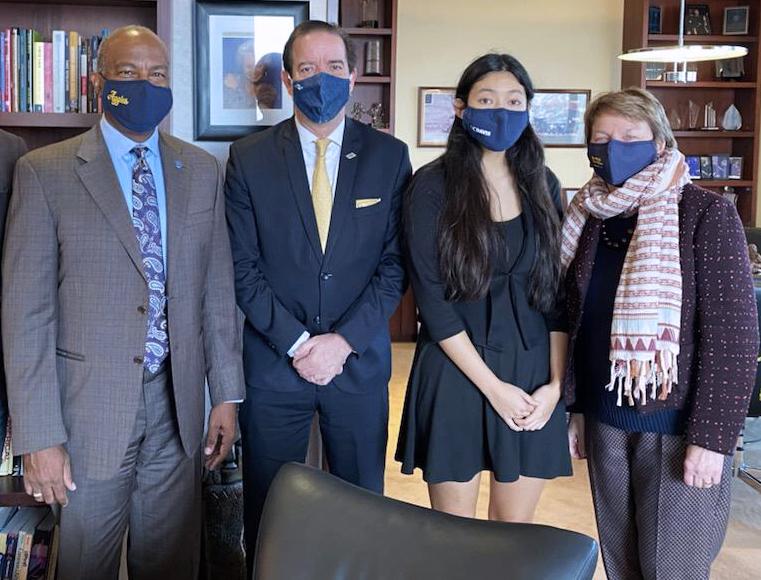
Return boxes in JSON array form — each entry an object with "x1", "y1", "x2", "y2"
[{"x1": 461, "y1": 107, "x2": 529, "y2": 152}]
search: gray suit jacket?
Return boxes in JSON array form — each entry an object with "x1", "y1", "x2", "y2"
[
  {"x1": 2, "y1": 124, "x2": 244, "y2": 479},
  {"x1": 0, "y1": 129, "x2": 27, "y2": 448}
]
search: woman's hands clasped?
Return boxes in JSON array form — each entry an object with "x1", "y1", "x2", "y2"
[{"x1": 484, "y1": 381, "x2": 537, "y2": 431}]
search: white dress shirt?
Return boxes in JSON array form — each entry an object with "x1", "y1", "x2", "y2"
[{"x1": 288, "y1": 117, "x2": 347, "y2": 357}]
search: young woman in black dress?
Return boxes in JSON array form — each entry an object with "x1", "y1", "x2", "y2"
[{"x1": 396, "y1": 54, "x2": 571, "y2": 521}]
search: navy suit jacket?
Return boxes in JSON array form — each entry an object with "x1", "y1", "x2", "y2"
[{"x1": 225, "y1": 117, "x2": 412, "y2": 393}]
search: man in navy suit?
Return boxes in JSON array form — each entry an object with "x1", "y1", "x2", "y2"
[{"x1": 225, "y1": 20, "x2": 411, "y2": 570}]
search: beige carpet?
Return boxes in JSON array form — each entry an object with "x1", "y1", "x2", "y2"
[{"x1": 384, "y1": 343, "x2": 761, "y2": 580}]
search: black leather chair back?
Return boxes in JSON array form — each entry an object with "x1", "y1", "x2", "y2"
[{"x1": 254, "y1": 463, "x2": 598, "y2": 580}]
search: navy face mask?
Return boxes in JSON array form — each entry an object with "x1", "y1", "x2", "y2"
[
  {"x1": 587, "y1": 139, "x2": 658, "y2": 186},
  {"x1": 292, "y1": 72, "x2": 351, "y2": 124},
  {"x1": 102, "y1": 79, "x2": 173, "y2": 134},
  {"x1": 461, "y1": 107, "x2": 529, "y2": 152}
]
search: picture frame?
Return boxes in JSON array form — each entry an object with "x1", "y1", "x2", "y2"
[
  {"x1": 194, "y1": 0, "x2": 339, "y2": 141},
  {"x1": 723, "y1": 6, "x2": 749, "y2": 35},
  {"x1": 561, "y1": 188, "x2": 579, "y2": 209},
  {"x1": 685, "y1": 4, "x2": 712, "y2": 35},
  {"x1": 417, "y1": 87, "x2": 456, "y2": 147},
  {"x1": 715, "y1": 57, "x2": 745, "y2": 79},
  {"x1": 711, "y1": 154, "x2": 729, "y2": 180},
  {"x1": 729, "y1": 156, "x2": 744, "y2": 179},
  {"x1": 530, "y1": 89, "x2": 590, "y2": 148},
  {"x1": 649, "y1": 6, "x2": 662, "y2": 34},
  {"x1": 686, "y1": 155, "x2": 701, "y2": 179},
  {"x1": 700, "y1": 155, "x2": 713, "y2": 179}
]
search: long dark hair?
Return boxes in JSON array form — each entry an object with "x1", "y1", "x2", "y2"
[{"x1": 436, "y1": 53, "x2": 561, "y2": 312}]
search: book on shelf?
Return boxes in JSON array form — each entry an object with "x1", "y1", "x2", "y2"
[
  {"x1": 0, "y1": 508, "x2": 52, "y2": 580},
  {"x1": 0, "y1": 27, "x2": 109, "y2": 114}
]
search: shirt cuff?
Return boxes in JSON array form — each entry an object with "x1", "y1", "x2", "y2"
[
  {"x1": 288, "y1": 331, "x2": 311, "y2": 357},
  {"x1": 224, "y1": 399, "x2": 244, "y2": 403}
]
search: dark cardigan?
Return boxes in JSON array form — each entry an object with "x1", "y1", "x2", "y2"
[{"x1": 562, "y1": 184, "x2": 758, "y2": 455}]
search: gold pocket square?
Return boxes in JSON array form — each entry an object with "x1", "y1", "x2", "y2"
[{"x1": 355, "y1": 198, "x2": 382, "y2": 209}]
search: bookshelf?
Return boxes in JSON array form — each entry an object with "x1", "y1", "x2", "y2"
[
  {"x1": 622, "y1": 0, "x2": 761, "y2": 226},
  {"x1": 0, "y1": 0, "x2": 169, "y2": 150}
]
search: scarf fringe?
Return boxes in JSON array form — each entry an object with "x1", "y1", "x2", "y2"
[{"x1": 605, "y1": 350, "x2": 679, "y2": 407}]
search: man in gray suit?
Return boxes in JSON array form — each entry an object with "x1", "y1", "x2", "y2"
[
  {"x1": 0, "y1": 129, "x2": 26, "y2": 449},
  {"x1": 2, "y1": 26, "x2": 244, "y2": 580}
]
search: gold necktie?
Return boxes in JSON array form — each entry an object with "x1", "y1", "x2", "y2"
[{"x1": 311, "y1": 138, "x2": 333, "y2": 251}]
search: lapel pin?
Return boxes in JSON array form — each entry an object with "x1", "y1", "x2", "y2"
[
  {"x1": 175, "y1": 160, "x2": 183, "y2": 169},
  {"x1": 345, "y1": 152, "x2": 357, "y2": 160}
]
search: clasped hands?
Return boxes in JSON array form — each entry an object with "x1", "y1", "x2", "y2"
[
  {"x1": 293, "y1": 333, "x2": 353, "y2": 386},
  {"x1": 485, "y1": 380, "x2": 561, "y2": 432}
]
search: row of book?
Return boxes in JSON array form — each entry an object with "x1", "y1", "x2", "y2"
[
  {"x1": 0, "y1": 28, "x2": 110, "y2": 114},
  {"x1": 0, "y1": 507, "x2": 57, "y2": 580}
]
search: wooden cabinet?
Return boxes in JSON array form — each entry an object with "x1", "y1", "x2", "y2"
[{"x1": 622, "y1": 0, "x2": 761, "y2": 225}]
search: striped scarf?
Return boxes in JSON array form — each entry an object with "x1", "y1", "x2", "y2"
[{"x1": 561, "y1": 148, "x2": 691, "y2": 406}]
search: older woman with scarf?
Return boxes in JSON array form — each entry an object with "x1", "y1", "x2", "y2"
[{"x1": 563, "y1": 87, "x2": 758, "y2": 580}]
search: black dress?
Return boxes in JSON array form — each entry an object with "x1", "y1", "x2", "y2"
[{"x1": 395, "y1": 164, "x2": 572, "y2": 484}]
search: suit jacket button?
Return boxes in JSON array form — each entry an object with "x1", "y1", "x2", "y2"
[
  {"x1": 314, "y1": 316, "x2": 321, "y2": 325},
  {"x1": 134, "y1": 356, "x2": 144, "y2": 365},
  {"x1": 137, "y1": 305, "x2": 146, "y2": 314},
  {"x1": 321, "y1": 273, "x2": 332, "y2": 281}
]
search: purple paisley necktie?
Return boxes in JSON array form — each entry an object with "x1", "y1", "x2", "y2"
[{"x1": 131, "y1": 146, "x2": 168, "y2": 373}]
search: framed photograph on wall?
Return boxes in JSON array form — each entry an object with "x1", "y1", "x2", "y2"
[
  {"x1": 194, "y1": 0, "x2": 339, "y2": 141},
  {"x1": 723, "y1": 6, "x2": 749, "y2": 35},
  {"x1": 530, "y1": 89, "x2": 590, "y2": 147},
  {"x1": 417, "y1": 87, "x2": 456, "y2": 147}
]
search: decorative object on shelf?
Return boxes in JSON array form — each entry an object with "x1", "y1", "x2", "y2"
[
  {"x1": 721, "y1": 104, "x2": 742, "y2": 130},
  {"x1": 702, "y1": 102, "x2": 718, "y2": 130},
  {"x1": 715, "y1": 57, "x2": 745, "y2": 79},
  {"x1": 700, "y1": 155, "x2": 713, "y2": 179},
  {"x1": 685, "y1": 4, "x2": 711, "y2": 35},
  {"x1": 529, "y1": 89, "x2": 590, "y2": 147},
  {"x1": 649, "y1": 5, "x2": 662, "y2": 34},
  {"x1": 349, "y1": 101, "x2": 386, "y2": 129},
  {"x1": 686, "y1": 155, "x2": 701, "y2": 179},
  {"x1": 664, "y1": 69, "x2": 696, "y2": 82},
  {"x1": 364, "y1": 39, "x2": 382, "y2": 76},
  {"x1": 747, "y1": 242, "x2": 761, "y2": 276},
  {"x1": 560, "y1": 188, "x2": 579, "y2": 209},
  {"x1": 367, "y1": 102, "x2": 385, "y2": 129},
  {"x1": 619, "y1": 0, "x2": 746, "y2": 64},
  {"x1": 729, "y1": 156, "x2": 744, "y2": 179},
  {"x1": 688, "y1": 100, "x2": 701, "y2": 129},
  {"x1": 417, "y1": 87, "x2": 455, "y2": 147},
  {"x1": 645, "y1": 62, "x2": 665, "y2": 80},
  {"x1": 668, "y1": 108, "x2": 683, "y2": 130},
  {"x1": 194, "y1": 0, "x2": 338, "y2": 141},
  {"x1": 723, "y1": 6, "x2": 749, "y2": 35},
  {"x1": 711, "y1": 154, "x2": 729, "y2": 179},
  {"x1": 360, "y1": 0, "x2": 380, "y2": 28},
  {"x1": 723, "y1": 186, "x2": 738, "y2": 207}
]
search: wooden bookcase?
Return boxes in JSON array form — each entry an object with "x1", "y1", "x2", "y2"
[{"x1": 622, "y1": 0, "x2": 761, "y2": 225}]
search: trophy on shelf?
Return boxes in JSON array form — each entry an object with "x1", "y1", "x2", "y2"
[
  {"x1": 668, "y1": 108, "x2": 682, "y2": 130},
  {"x1": 688, "y1": 100, "x2": 700, "y2": 130},
  {"x1": 364, "y1": 40, "x2": 382, "y2": 76},
  {"x1": 360, "y1": 0, "x2": 380, "y2": 28},
  {"x1": 349, "y1": 102, "x2": 387, "y2": 130},
  {"x1": 702, "y1": 102, "x2": 718, "y2": 130},
  {"x1": 722, "y1": 104, "x2": 743, "y2": 131}
]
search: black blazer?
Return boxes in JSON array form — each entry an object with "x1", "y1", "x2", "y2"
[{"x1": 225, "y1": 118, "x2": 412, "y2": 393}]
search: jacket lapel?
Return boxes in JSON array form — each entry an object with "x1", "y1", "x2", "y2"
[
  {"x1": 324, "y1": 119, "x2": 363, "y2": 262},
  {"x1": 281, "y1": 119, "x2": 323, "y2": 262},
  {"x1": 160, "y1": 133, "x2": 190, "y2": 292},
  {"x1": 75, "y1": 125, "x2": 146, "y2": 282}
]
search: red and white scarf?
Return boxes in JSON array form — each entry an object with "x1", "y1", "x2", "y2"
[{"x1": 561, "y1": 149, "x2": 691, "y2": 406}]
